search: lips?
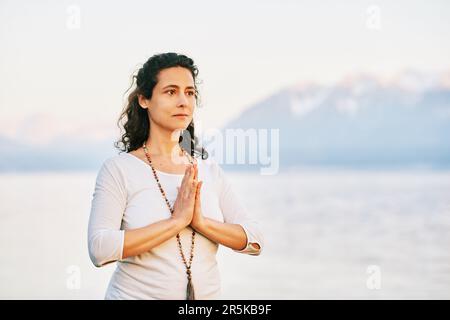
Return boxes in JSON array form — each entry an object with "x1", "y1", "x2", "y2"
[{"x1": 173, "y1": 114, "x2": 189, "y2": 117}]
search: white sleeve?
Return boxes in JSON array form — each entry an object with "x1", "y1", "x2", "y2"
[
  {"x1": 87, "y1": 159, "x2": 126, "y2": 267},
  {"x1": 214, "y1": 162, "x2": 264, "y2": 256}
]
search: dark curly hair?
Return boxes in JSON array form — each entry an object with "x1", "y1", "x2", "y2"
[{"x1": 114, "y1": 52, "x2": 208, "y2": 159}]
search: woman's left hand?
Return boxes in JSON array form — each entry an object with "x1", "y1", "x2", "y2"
[{"x1": 191, "y1": 163, "x2": 205, "y2": 230}]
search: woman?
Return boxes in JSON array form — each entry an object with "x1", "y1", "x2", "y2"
[{"x1": 88, "y1": 52, "x2": 263, "y2": 300}]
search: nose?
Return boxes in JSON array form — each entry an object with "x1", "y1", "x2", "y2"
[{"x1": 177, "y1": 92, "x2": 189, "y2": 106}]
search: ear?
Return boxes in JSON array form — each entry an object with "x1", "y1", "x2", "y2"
[{"x1": 138, "y1": 94, "x2": 149, "y2": 109}]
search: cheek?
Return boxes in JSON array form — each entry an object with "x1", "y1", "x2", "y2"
[{"x1": 149, "y1": 101, "x2": 172, "y2": 118}]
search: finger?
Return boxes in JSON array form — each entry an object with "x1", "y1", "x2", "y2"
[
  {"x1": 188, "y1": 167, "x2": 195, "y2": 186},
  {"x1": 180, "y1": 165, "x2": 190, "y2": 187},
  {"x1": 181, "y1": 167, "x2": 192, "y2": 197},
  {"x1": 192, "y1": 169, "x2": 199, "y2": 186},
  {"x1": 193, "y1": 163, "x2": 198, "y2": 181},
  {"x1": 188, "y1": 164, "x2": 195, "y2": 183},
  {"x1": 181, "y1": 165, "x2": 193, "y2": 189},
  {"x1": 179, "y1": 178, "x2": 186, "y2": 198},
  {"x1": 185, "y1": 164, "x2": 192, "y2": 178},
  {"x1": 184, "y1": 182, "x2": 192, "y2": 199},
  {"x1": 192, "y1": 168, "x2": 197, "y2": 183},
  {"x1": 196, "y1": 181, "x2": 202, "y2": 200},
  {"x1": 189, "y1": 181, "x2": 198, "y2": 197}
]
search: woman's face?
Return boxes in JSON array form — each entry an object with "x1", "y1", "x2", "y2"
[{"x1": 140, "y1": 66, "x2": 197, "y2": 132}]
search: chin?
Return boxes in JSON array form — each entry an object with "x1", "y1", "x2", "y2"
[
  {"x1": 168, "y1": 117, "x2": 192, "y2": 131},
  {"x1": 169, "y1": 124, "x2": 188, "y2": 132},
  {"x1": 177, "y1": 121, "x2": 191, "y2": 128}
]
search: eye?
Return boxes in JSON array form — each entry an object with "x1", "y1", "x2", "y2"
[
  {"x1": 187, "y1": 91, "x2": 195, "y2": 96},
  {"x1": 167, "y1": 89, "x2": 175, "y2": 95}
]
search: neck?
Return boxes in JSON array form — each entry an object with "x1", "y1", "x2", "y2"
[{"x1": 145, "y1": 125, "x2": 183, "y2": 157}]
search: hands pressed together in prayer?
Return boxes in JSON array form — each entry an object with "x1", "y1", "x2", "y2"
[{"x1": 172, "y1": 163, "x2": 204, "y2": 230}]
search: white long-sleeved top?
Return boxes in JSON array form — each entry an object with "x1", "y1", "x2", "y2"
[{"x1": 88, "y1": 152, "x2": 264, "y2": 300}]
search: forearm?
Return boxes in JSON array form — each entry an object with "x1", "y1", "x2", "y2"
[
  {"x1": 194, "y1": 217, "x2": 248, "y2": 251},
  {"x1": 122, "y1": 218, "x2": 185, "y2": 259}
]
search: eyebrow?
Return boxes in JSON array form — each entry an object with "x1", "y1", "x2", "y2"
[{"x1": 162, "y1": 84, "x2": 196, "y2": 90}]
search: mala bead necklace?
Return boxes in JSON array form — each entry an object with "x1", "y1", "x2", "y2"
[{"x1": 142, "y1": 141, "x2": 197, "y2": 300}]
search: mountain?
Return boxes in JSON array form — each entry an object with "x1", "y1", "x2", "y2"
[{"x1": 214, "y1": 73, "x2": 450, "y2": 170}]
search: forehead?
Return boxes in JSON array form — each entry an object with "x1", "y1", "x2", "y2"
[{"x1": 156, "y1": 67, "x2": 194, "y2": 87}]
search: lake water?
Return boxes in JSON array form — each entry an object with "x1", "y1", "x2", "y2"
[{"x1": 0, "y1": 168, "x2": 449, "y2": 299}]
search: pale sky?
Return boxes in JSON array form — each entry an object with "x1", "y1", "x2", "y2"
[{"x1": 1, "y1": 0, "x2": 450, "y2": 144}]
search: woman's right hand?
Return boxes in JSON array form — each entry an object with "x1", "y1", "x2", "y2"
[{"x1": 172, "y1": 163, "x2": 198, "y2": 227}]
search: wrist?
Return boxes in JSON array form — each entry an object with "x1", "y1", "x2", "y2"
[
  {"x1": 192, "y1": 216, "x2": 208, "y2": 232},
  {"x1": 171, "y1": 216, "x2": 189, "y2": 231}
]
